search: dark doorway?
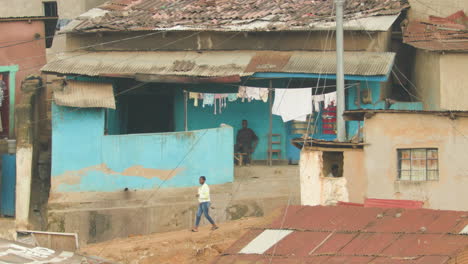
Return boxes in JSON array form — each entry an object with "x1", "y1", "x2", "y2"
[{"x1": 125, "y1": 94, "x2": 174, "y2": 134}]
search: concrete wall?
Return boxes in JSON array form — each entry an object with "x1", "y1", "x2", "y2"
[
  {"x1": 407, "y1": 0, "x2": 468, "y2": 21},
  {"x1": 65, "y1": 30, "x2": 392, "y2": 52},
  {"x1": 48, "y1": 165, "x2": 301, "y2": 244},
  {"x1": 363, "y1": 113, "x2": 468, "y2": 211},
  {"x1": 300, "y1": 148, "x2": 364, "y2": 206},
  {"x1": 439, "y1": 53, "x2": 468, "y2": 111},
  {"x1": 0, "y1": 20, "x2": 46, "y2": 104},
  {"x1": 51, "y1": 104, "x2": 234, "y2": 195},
  {"x1": 412, "y1": 50, "x2": 441, "y2": 110}
]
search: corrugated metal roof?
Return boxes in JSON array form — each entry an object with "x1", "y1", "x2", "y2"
[
  {"x1": 42, "y1": 51, "x2": 396, "y2": 79},
  {"x1": 365, "y1": 198, "x2": 424, "y2": 208},
  {"x1": 0, "y1": 238, "x2": 112, "y2": 264},
  {"x1": 403, "y1": 11, "x2": 468, "y2": 52},
  {"x1": 61, "y1": 0, "x2": 407, "y2": 33},
  {"x1": 215, "y1": 205, "x2": 468, "y2": 264},
  {"x1": 239, "y1": 229, "x2": 293, "y2": 254},
  {"x1": 53, "y1": 80, "x2": 116, "y2": 109}
]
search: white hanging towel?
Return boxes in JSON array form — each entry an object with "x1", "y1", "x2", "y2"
[
  {"x1": 311, "y1": 94, "x2": 325, "y2": 112},
  {"x1": 272, "y1": 88, "x2": 312, "y2": 122},
  {"x1": 324, "y1": 92, "x2": 337, "y2": 108}
]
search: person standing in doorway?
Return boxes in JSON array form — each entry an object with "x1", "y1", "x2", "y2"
[
  {"x1": 192, "y1": 176, "x2": 218, "y2": 232},
  {"x1": 236, "y1": 120, "x2": 258, "y2": 165},
  {"x1": 327, "y1": 164, "x2": 340, "y2": 178}
]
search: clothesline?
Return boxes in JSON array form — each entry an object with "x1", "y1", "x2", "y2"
[{"x1": 188, "y1": 85, "x2": 338, "y2": 119}]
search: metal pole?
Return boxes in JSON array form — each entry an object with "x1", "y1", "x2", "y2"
[
  {"x1": 184, "y1": 90, "x2": 188, "y2": 131},
  {"x1": 335, "y1": 0, "x2": 346, "y2": 142},
  {"x1": 268, "y1": 81, "x2": 273, "y2": 166}
]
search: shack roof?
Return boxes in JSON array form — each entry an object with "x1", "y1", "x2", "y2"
[
  {"x1": 42, "y1": 51, "x2": 395, "y2": 80},
  {"x1": 343, "y1": 109, "x2": 468, "y2": 121},
  {"x1": 403, "y1": 11, "x2": 468, "y2": 52},
  {"x1": 61, "y1": 0, "x2": 409, "y2": 33},
  {"x1": 213, "y1": 205, "x2": 468, "y2": 264}
]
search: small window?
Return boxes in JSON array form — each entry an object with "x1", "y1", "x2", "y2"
[
  {"x1": 43, "y1": 1, "x2": 58, "y2": 17},
  {"x1": 398, "y1": 148, "x2": 438, "y2": 181}
]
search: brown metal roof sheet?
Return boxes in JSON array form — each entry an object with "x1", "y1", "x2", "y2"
[
  {"x1": 42, "y1": 51, "x2": 396, "y2": 79},
  {"x1": 53, "y1": 80, "x2": 116, "y2": 109},
  {"x1": 62, "y1": 0, "x2": 408, "y2": 33},
  {"x1": 215, "y1": 205, "x2": 468, "y2": 264},
  {"x1": 403, "y1": 11, "x2": 468, "y2": 52}
]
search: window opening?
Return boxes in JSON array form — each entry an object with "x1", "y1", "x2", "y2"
[{"x1": 398, "y1": 148, "x2": 439, "y2": 181}]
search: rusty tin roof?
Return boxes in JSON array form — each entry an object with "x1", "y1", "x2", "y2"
[
  {"x1": 60, "y1": 0, "x2": 409, "y2": 33},
  {"x1": 42, "y1": 51, "x2": 395, "y2": 79},
  {"x1": 213, "y1": 205, "x2": 468, "y2": 264},
  {"x1": 403, "y1": 11, "x2": 468, "y2": 52}
]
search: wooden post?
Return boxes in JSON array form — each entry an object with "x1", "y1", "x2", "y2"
[
  {"x1": 184, "y1": 90, "x2": 188, "y2": 131},
  {"x1": 268, "y1": 81, "x2": 273, "y2": 166}
]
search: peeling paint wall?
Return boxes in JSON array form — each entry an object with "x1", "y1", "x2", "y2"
[
  {"x1": 407, "y1": 0, "x2": 468, "y2": 21},
  {"x1": 300, "y1": 149, "x2": 359, "y2": 206},
  {"x1": 65, "y1": 30, "x2": 391, "y2": 52},
  {"x1": 412, "y1": 50, "x2": 441, "y2": 110},
  {"x1": 364, "y1": 113, "x2": 468, "y2": 210},
  {"x1": 51, "y1": 104, "x2": 234, "y2": 194},
  {"x1": 439, "y1": 54, "x2": 468, "y2": 111}
]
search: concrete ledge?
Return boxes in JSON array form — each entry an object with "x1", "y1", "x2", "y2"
[{"x1": 47, "y1": 165, "x2": 300, "y2": 245}]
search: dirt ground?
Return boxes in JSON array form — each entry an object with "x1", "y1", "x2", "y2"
[{"x1": 80, "y1": 211, "x2": 280, "y2": 264}]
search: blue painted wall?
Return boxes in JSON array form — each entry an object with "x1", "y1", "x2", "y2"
[
  {"x1": 52, "y1": 104, "x2": 234, "y2": 193},
  {"x1": 174, "y1": 87, "x2": 288, "y2": 161}
]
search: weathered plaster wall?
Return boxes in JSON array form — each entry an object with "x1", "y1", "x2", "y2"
[
  {"x1": 412, "y1": 50, "x2": 440, "y2": 110},
  {"x1": 407, "y1": 0, "x2": 468, "y2": 21},
  {"x1": 48, "y1": 165, "x2": 301, "y2": 244},
  {"x1": 0, "y1": 21, "x2": 46, "y2": 104},
  {"x1": 65, "y1": 30, "x2": 391, "y2": 52},
  {"x1": 364, "y1": 113, "x2": 468, "y2": 210},
  {"x1": 439, "y1": 53, "x2": 468, "y2": 111},
  {"x1": 51, "y1": 104, "x2": 234, "y2": 195},
  {"x1": 300, "y1": 148, "x2": 362, "y2": 206}
]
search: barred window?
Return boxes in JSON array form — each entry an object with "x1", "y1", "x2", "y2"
[{"x1": 398, "y1": 149, "x2": 439, "y2": 181}]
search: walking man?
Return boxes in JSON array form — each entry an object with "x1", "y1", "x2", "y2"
[{"x1": 192, "y1": 176, "x2": 218, "y2": 232}]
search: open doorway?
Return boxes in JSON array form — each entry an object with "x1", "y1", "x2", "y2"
[
  {"x1": 322, "y1": 151, "x2": 344, "y2": 178},
  {"x1": 125, "y1": 94, "x2": 174, "y2": 134}
]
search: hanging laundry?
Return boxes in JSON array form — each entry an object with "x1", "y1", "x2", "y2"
[
  {"x1": 311, "y1": 94, "x2": 324, "y2": 112},
  {"x1": 214, "y1": 94, "x2": 228, "y2": 114},
  {"x1": 272, "y1": 88, "x2": 312, "y2": 122},
  {"x1": 237, "y1": 86, "x2": 247, "y2": 102},
  {"x1": 324, "y1": 92, "x2": 337, "y2": 108},
  {"x1": 259, "y1": 88, "x2": 269, "y2": 103},
  {"x1": 245, "y1": 87, "x2": 261, "y2": 101},
  {"x1": 0, "y1": 80, "x2": 6, "y2": 107},
  {"x1": 189, "y1": 92, "x2": 200, "y2": 107},
  {"x1": 203, "y1": 93, "x2": 215, "y2": 108},
  {"x1": 227, "y1": 93, "x2": 238, "y2": 102}
]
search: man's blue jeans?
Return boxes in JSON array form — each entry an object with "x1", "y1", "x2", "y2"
[{"x1": 195, "y1": 202, "x2": 215, "y2": 226}]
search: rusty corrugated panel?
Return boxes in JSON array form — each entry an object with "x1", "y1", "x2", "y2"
[
  {"x1": 371, "y1": 256, "x2": 450, "y2": 263},
  {"x1": 263, "y1": 231, "x2": 332, "y2": 257},
  {"x1": 215, "y1": 206, "x2": 468, "y2": 264},
  {"x1": 42, "y1": 51, "x2": 256, "y2": 77},
  {"x1": 339, "y1": 233, "x2": 400, "y2": 256},
  {"x1": 283, "y1": 52, "x2": 396, "y2": 76},
  {"x1": 53, "y1": 80, "x2": 116, "y2": 109},
  {"x1": 63, "y1": 0, "x2": 408, "y2": 33},
  {"x1": 365, "y1": 198, "x2": 424, "y2": 208},
  {"x1": 43, "y1": 51, "x2": 395, "y2": 78},
  {"x1": 382, "y1": 234, "x2": 468, "y2": 257},
  {"x1": 403, "y1": 11, "x2": 468, "y2": 51},
  {"x1": 244, "y1": 52, "x2": 293, "y2": 73}
]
